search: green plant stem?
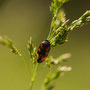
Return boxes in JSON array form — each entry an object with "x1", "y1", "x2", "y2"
[
  {"x1": 15, "y1": 48, "x2": 32, "y2": 77},
  {"x1": 29, "y1": 63, "x2": 39, "y2": 90},
  {"x1": 47, "y1": 16, "x2": 56, "y2": 40},
  {"x1": 23, "y1": 57, "x2": 32, "y2": 77}
]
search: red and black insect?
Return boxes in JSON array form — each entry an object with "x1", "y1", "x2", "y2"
[{"x1": 37, "y1": 40, "x2": 50, "y2": 63}]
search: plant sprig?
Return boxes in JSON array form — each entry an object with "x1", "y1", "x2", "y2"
[
  {"x1": 0, "y1": 36, "x2": 21, "y2": 56},
  {"x1": 48, "y1": 0, "x2": 90, "y2": 47},
  {"x1": 27, "y1": 37, "x2": 38, "y2": 63},
  {"x1": 42, "y1": 66, "x2": 72, "y2": 90},
  {"x1": 0, "y1": 0, "x2": 90, "y2": 90}
]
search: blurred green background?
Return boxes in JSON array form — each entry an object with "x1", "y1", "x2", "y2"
[{"x1": 0, "y1": 0, "x2": 90, "y2": 90}]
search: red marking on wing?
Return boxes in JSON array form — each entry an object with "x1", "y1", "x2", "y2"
[
  {"x1": 41, "y1": 57, "x2": 47, "y2": 61},
  {"x1": 41, "y1": 44, "x2": 43, "y2": 49},
  {"x1": 38, "y1": 48, "x2": 41, "y2": 52}
]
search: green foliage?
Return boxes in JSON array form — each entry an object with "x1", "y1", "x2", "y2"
[
  {"x1": 48, "y1": 0, "x2": 90, "y2": 47},
  {"x1": 0, "y1": 36, "x2": 21, "y2": 56},
  {"x1": 0, "y1": 0, "x2": 90, "y2": 90},
  {"x1": 68, "y1": 11, "x2": 90, "y2": 31},
  {"x1": 46, "y1": 53, "x2": 71, "y2": 67},
  {"x1": 50, "y1": 0, "x2": 69, "y2": 16},
  {"x1": 42, "y1": 66, "x2": 72, "y2": 90},
  {"x1": 49, "y1": 10, "x2": 90, "y2": 47},
  {"x1": 27, "y1": 37, "x2": 38, "y2": 63}
]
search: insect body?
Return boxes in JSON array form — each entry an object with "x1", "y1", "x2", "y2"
[{"x1": 37, "y1": 40, "x2": 50, "y2": 63}]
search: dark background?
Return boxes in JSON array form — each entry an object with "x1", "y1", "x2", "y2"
[{"x1": 0, "y1": 0, "x2": 90, "y2": 90}]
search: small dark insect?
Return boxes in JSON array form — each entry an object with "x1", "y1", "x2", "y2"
[{"x1": 37, "y1": 40, "x2": 50, "y2": 63}]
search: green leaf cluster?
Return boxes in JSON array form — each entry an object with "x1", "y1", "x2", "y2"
[
  {"x1": 27, "y1": 37, "x2": 38, "y2": 63},
  {"x1": 42, "y1": 66, "x2": 72, "y2": 90},
  {"x1": 0, "y1": 36, "x2": 21, "y2": 56},
  {"x1": 48, "y1": 0, "x2": 90, "y2": 47}
]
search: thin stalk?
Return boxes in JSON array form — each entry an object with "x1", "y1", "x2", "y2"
[
  {"x1": 47, "y1": 16, "x2": 56, "y2": 40},
  {"x1": 23, "y1": 57, "x2": 32, "y2": 77},
  {"x1": 17, "y1": 49, "x2": 32, "y2": 77},
  {"x1": 29, "y1": 63, "x2": 39, "y2": 90}
]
